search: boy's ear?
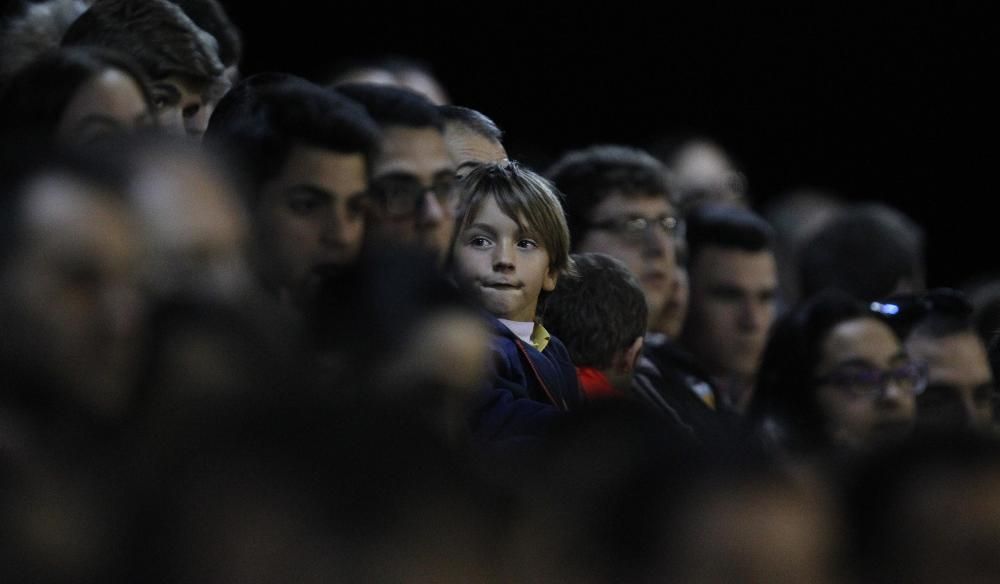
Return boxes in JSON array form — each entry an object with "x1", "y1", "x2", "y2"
[
  {"x1": 542, "y1": 267, "x2": 558, "y2": 292},
  {"x1": 612, "y1": 336, "x2": 645, "y2": 374}
]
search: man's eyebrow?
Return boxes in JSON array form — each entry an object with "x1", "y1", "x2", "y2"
[
  {"x1": 283, "y1": 184, "x2": 335, "y2": 198},
  {"x1": 828, "y1": 357, "x2": 881, "y2": 370},
  {"x1": 374, "y1": 171, "x2": 420, "y2": 182},
  {"x1": 707, "y1": 283, "x2": 745, "y2": 296},
  {"x1": 284, "y1": 184, "x2": 366, "y2": 200},
  {"x1": 73, "y1": 114, "x2": 125, "y2": 131}
]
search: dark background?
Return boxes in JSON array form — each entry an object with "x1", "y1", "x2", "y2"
[{"x1": 8, "y1": 1, "x2": 992, "y2": 288}]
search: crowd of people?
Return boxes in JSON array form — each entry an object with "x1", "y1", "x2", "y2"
[{"x1": 2, "y1": 1, "x2": 1000, "y2": 582}]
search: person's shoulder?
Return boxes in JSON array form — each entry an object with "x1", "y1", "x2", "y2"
[{"x1": 644, "y1": 335, "x2": 712, "y2": 380}]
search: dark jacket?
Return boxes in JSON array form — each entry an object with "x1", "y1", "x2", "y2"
[
  {"x1": 487, "y1": 317, "x2": 582, "y2": 410},
  {"x1": 631, "y1": 334, "x2": 740, "y2": 451},
  {"x1": 468, "y1": 316, "x2": 582, "y2": 444}
]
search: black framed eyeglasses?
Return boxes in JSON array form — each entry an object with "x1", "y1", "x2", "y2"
[
  {"x1": 588, "y1": 215, "x2": 683, "y2": 243},
  {"x1": 368, "y1": 174, "x2": 458, "y2": 219},
  {"x1": 815, "y1": 361, "x2": 928, "y2": 399}
]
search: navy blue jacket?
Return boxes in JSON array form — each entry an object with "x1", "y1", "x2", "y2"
[
  {"x1": 487, "y1": 317, "x2": 582, "y2": 410},
  {"x1": 468, "y1": 316, "x2": 582, "y2": 444}
]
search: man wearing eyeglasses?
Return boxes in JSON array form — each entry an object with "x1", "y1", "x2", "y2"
[
  {"x1": 548, "y1": 145, "x2": 736, "y2": 448},
  {"x1": 876, "y1": 289, "x2": 996, "y2": 432},
  {"x1": 337, "y1": 83, "x2": 457, "y2": 266}
]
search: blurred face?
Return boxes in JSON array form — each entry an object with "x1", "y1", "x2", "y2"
[
  {"x1": 682, "y1": 247, "x2": 777, "y2": 381},
  {"x1": 576, "y1": 193, "x2": 677, "y2": 328},
  {"x1": 671, "y1": 140, "x2": 748, "y2": 209},
  {"x1": 367, "y1": 126, "x2": 456, "y2": 265},
  {"x1": 452, "y1": 197, "x2": 557, "y2": 322},
  {"x1": 815, "y1": 317, "x2": 917, "y2": 451},
  {"x1": 374, "y1": 309, "x2": 492, "y2": 443},
  {"x1": 907, "y1": 331, "x2": 995, "y2": 431},
  {"x1": 666, "y1": 483, "x2": 840, "y2": 584},
  {"x1": 398, "y1": 69, "x2": 449, "y2": 105},
  {"x1": 131, "y1": 152, "x2": 251, "y2": 300},
  {"x1": 55, "y1": 68, "x2": 151, "y2": 145},
  {"x1": 443, "y1": 123, "x2": 507, "y2": 179},
  {"x1": 256, "y1": 145, "x2": 367, "y2": 303},
  {"x1": 0, "y1": 174, "x2": 143, "y2": 418}
]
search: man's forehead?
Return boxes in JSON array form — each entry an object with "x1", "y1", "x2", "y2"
[
  {"x1": 590, "y1": 191, "x2": 675, "y2": 217},
  {"x1": 692, "y1": 248, "x2": 777, "y2": 282},
  {"x1": 908, "y1": 332, "x2": 990, "y2": 371},
  {"x1": 374, "y1": 126, "x2": 452, "y2": 176},
  {"x1": 444, "y1": 124, "x2": 506, "y2": 164}
]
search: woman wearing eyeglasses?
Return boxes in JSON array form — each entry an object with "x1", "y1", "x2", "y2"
[{"x1": 746, "y1": 289, "x2": 927, "y2": 462}]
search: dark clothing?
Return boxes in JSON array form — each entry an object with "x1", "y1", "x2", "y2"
[
  {"x1": 486, "y1": 317, "x2": 582, "y2": 410},
  {"x1": 468, "y1": 386, "x2": 563, "y2": 446},
  {"x1": 468, "y1": 316, "x2": 582, "y2": 445},
  {"x1": 631, "y1": 334, "x2": 740, "y2": 451}
]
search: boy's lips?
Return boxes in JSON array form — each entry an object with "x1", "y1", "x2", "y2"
[{"x1": 482, "y1": 280, "x2": 523, "y2": 290}]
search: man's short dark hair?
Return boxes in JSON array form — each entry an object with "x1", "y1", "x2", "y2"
[
  {"x1": 798, "y1": 203, "x2": 925, "y2": 303},
  {"x1": 204, "y1": 74, "x2": 380, "y2": 198},
  {"x1": 335, "y1": 82, "x2": 444, "y2": 131},
  {"x1": 169, "y1": 0, "x2": 242, "y2": 69},
  {"x1": 876, "y1": 288, "x2": 976, "y2": 341},
  {"x1": 544, "y1": 252, "x2": 648, "y2": 369},
  {"x1": 438, "y1": 105, "x2": 503, "y2": 143},
  {"x1": 545, "y1": 145, "x2": 673, "y2": 248},
  {"x1": 685, "y1": 204, "x2": 775, "y2": 266},
  {"x1": 62, "y1": 0, "x2": 224, "y2": 84}
]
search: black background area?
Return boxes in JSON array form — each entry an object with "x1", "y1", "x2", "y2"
[{"x1": 226, "y1": 4, "x2": 994, "y2": 287}]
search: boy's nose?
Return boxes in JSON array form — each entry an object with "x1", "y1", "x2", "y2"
[{"x1": 493, "y1": 242, "x2": 515, "y2": 271}]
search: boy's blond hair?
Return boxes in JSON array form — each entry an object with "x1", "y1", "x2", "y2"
[{"x1": 454, "y1": 161, "x2": 574, "y2": 278}]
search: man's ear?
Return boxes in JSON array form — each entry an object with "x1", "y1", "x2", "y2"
[{"x1": 612, "y1": 336, "x2": 644, "y2": 374}]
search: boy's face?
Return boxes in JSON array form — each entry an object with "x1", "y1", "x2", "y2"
[{"x1": 452, "y1": 196, "x2": 557, "y2": 322}]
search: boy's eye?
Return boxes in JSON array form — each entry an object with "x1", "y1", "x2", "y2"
[
  {"x1": 517, "y1": 239, "x2": 539, "y2": 249},
  {"x1": 469, "y1": 236, "x2": 492, "y2": 248}
]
